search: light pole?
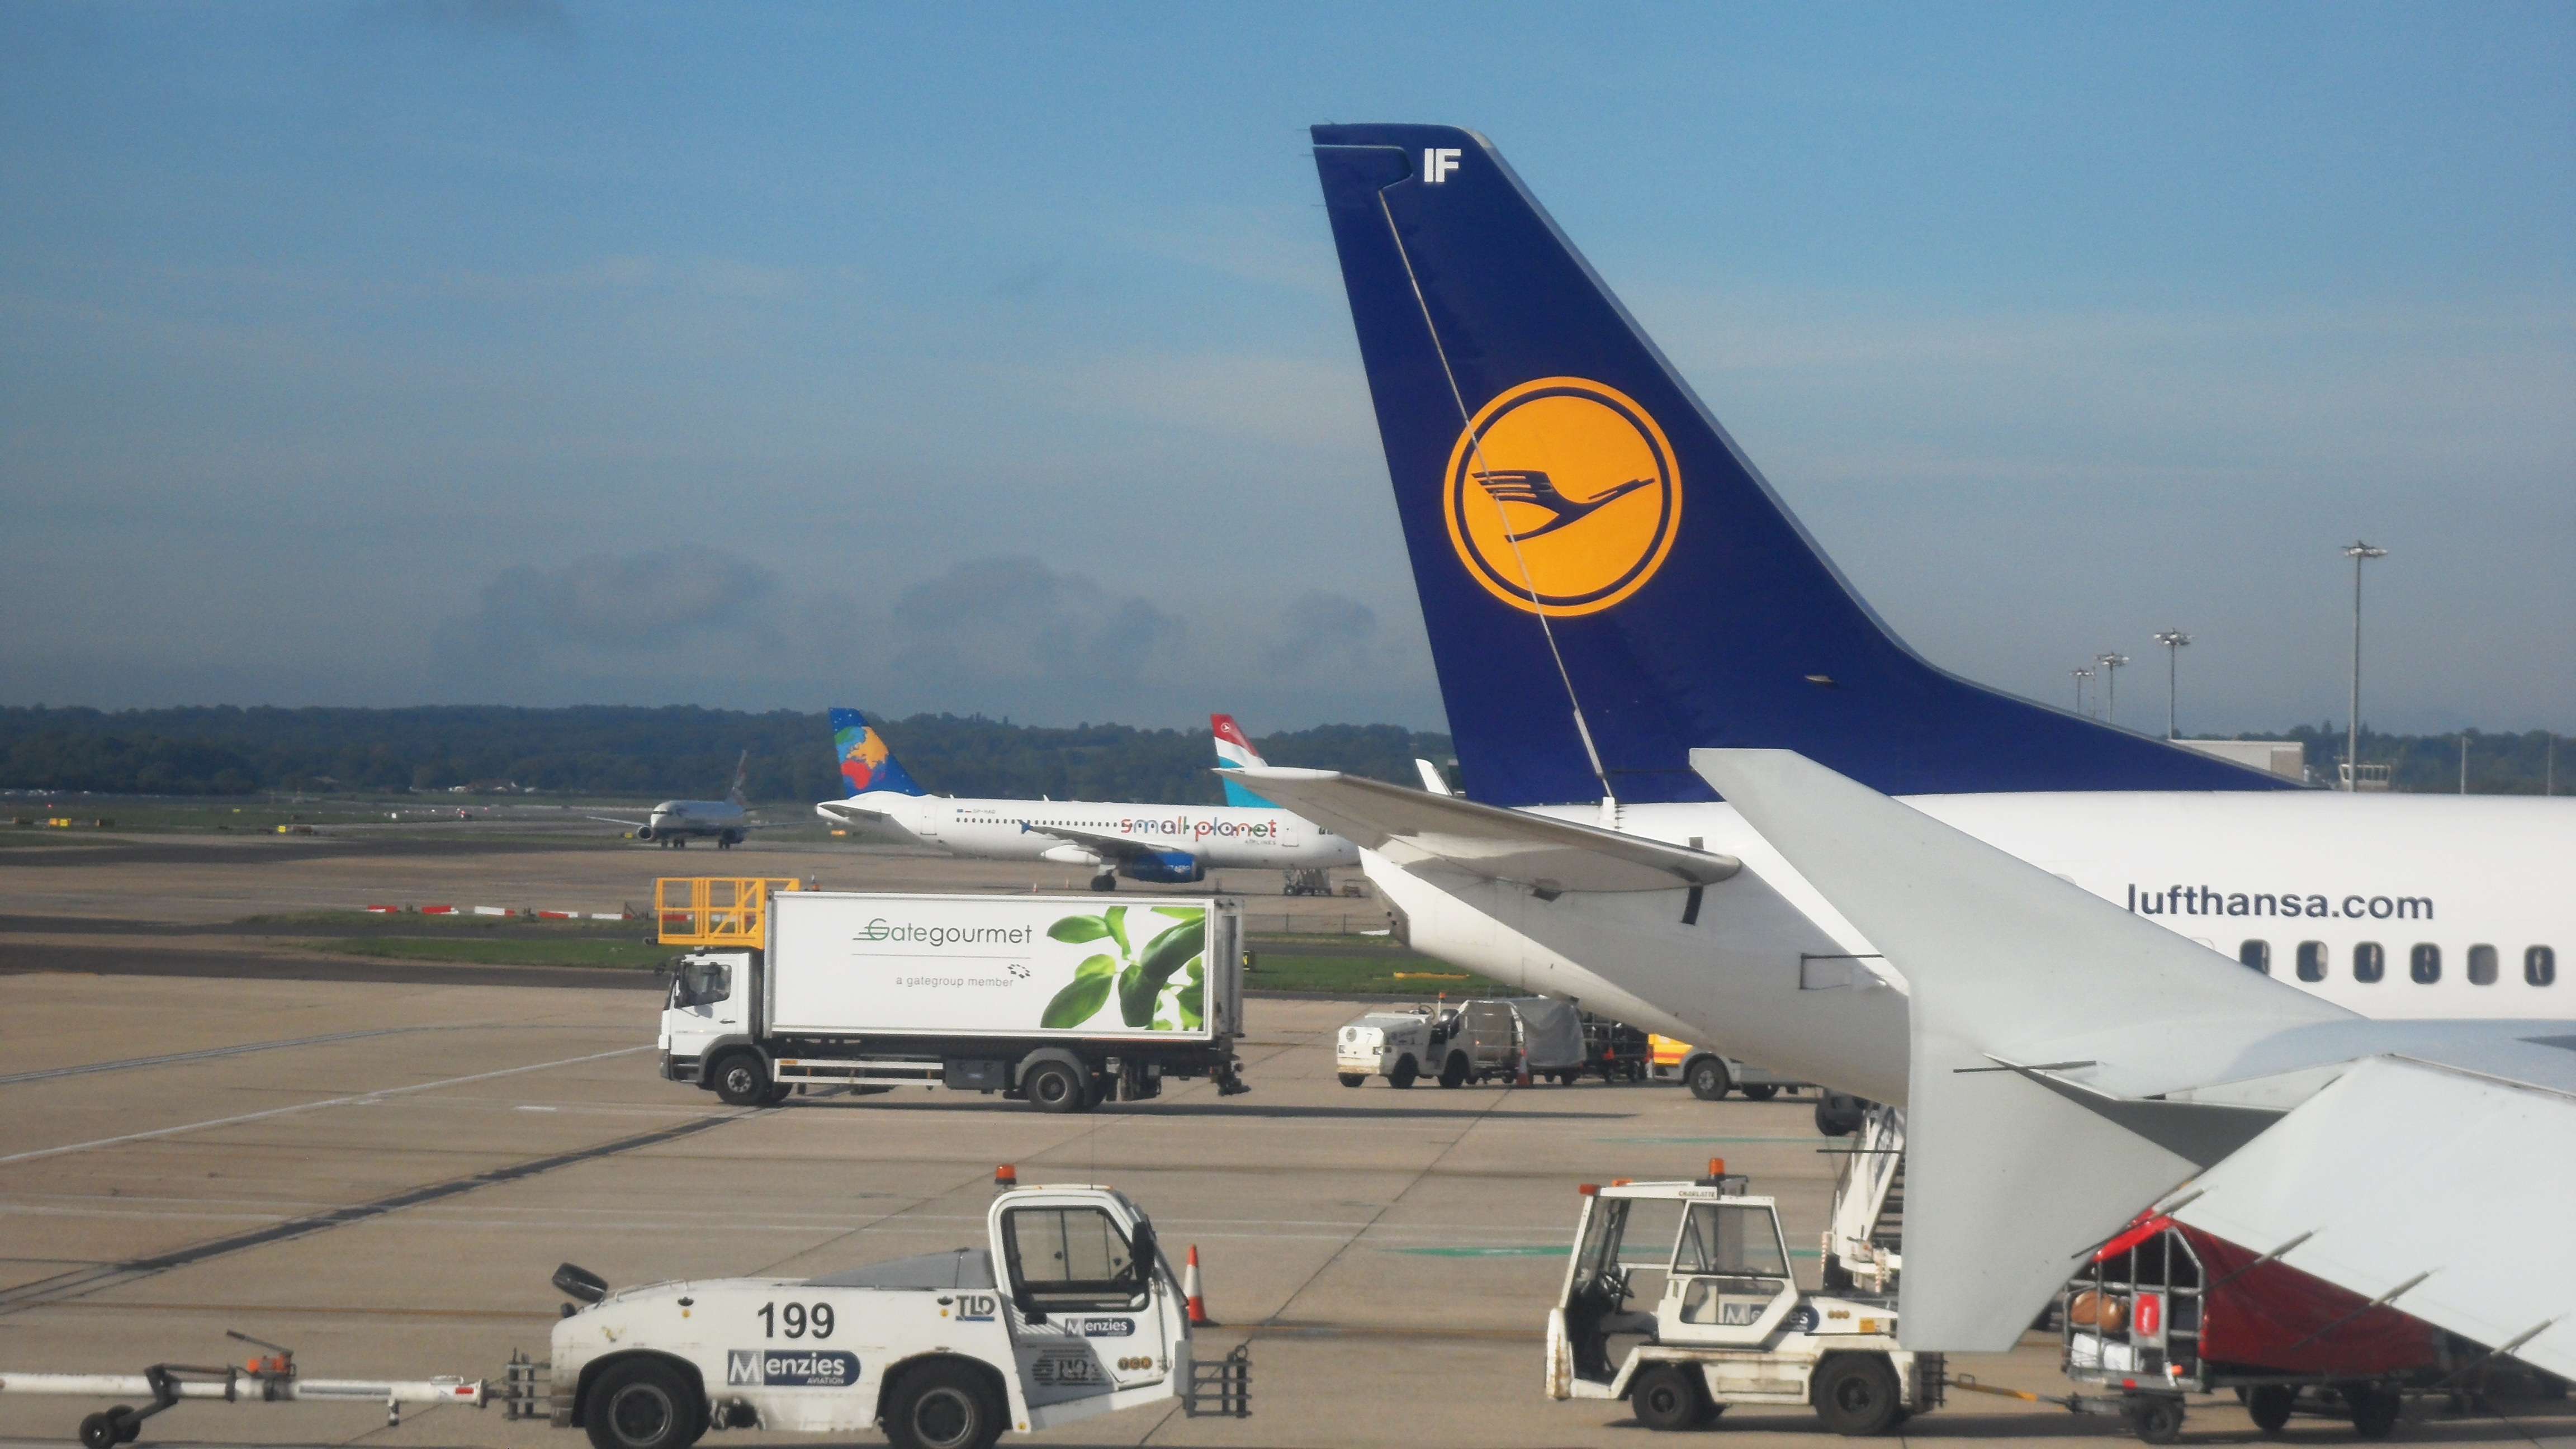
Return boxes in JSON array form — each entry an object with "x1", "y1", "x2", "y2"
[
  {"x1": 2342, "y1": 541, "x2": 2388, "y2": 790},
  {"x1": 2097, "y1": 653, "x2": 2129, "y2": 724},
  {"x1": 2072, "y1": 668, "x2": 2093, "y2": 715},
  {"x1": 2152, "y1": 629, "x2": 2191, "y2": 740}
]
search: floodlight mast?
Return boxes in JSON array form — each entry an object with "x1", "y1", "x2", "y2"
[
  {"x1": 2152, "y1": 630, "x2": 2192, "y2": 740},
  {"x1": 2096, "y1": 653, "x2": 2130, "y2": 724},
  {"x1": 2343, "y1": 541, "x2": 2389, "y2": 790},
  {"x1": 2071, "y1": 667, "x2": 2094, "y2": 715}
]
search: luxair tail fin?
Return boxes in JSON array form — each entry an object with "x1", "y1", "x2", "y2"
[
  {"x1": 830, "y1": 708, "x2": 926, "y2": 798},
  {"x1": 1211, "y1": 713, "x2": 1278, "y2": 808},
  {"x1": 727, "y1": 749, "x2": 749, "y2": 807},
  {"x1": 1309, "y1": 125, "x2": 2292, "y2": 806}
]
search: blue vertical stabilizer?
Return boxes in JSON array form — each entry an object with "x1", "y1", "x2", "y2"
[{"x1": 1309, "y1": 125, "x2": 2290, "y2": 805}]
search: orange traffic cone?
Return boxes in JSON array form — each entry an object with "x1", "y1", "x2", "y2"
[
  {"x1": 1516, "y1": 1049, "x2": 1532, "y2": 1088},
  {"x1": 1184, "y1": 1244, "x2": 1215, "y2": 1326}
]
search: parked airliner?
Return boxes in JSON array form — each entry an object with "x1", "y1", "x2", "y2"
[
  {"x1": 1252, "y1": 120, "x2": 2576, "y2": 1368},
  {"x1": 1230, "y1": 122, "x2": 2574, "y2": 1107},
  {"x1": 813, "y1": 709, "x2": 1357, "y2": 889}
]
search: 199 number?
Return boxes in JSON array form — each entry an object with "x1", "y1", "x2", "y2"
[{"x1": 756, "y1": 1301, "x2": 835, "y2": 1339}]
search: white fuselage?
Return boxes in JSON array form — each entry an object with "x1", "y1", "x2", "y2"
[
  {"x1": 646, "y1": 799, "x2": 749, "y2": 840},
  {"x1": 827, "y1": 792, "x2": 1360, "y2": 871},
  {"x1": 1374, "y1": 791, "x2": 2574, "y2": 1105}
]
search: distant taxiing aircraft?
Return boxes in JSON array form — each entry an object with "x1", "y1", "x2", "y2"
[
  {"x1": 591, "y1": 750, "x2": 760, "y2": 849},
  {"x1": 813, "y1": 709, "x2": 1357, "y2": 890}
]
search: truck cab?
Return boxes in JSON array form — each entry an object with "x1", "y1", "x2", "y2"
[
  {"x1": 659, "y1": 950, "x2": 761, "y2": 1098},
  {"x1": 545, "y1": 1180, "x2": 1244, "y2": 1449},
  {"x1": 1545, "y1": 1167, "x2": 1941, "y2": 1434}
]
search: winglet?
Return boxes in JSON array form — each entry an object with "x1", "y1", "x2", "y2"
[{"x1": 1688, "y1": 747, "x2": 2348, "y2": 1350}]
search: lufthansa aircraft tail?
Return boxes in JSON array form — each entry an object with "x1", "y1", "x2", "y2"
[
  {"x1": 829, "y1": 708, "x2": 927, "y2": 798},
  {"x1": 1211, "y1": 713, "x2": 1279, "y2": 808},
  {"x1": 1309, "y1": 125, "x2": 2290, "y2": 807}
]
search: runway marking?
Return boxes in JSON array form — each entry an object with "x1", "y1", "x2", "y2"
[
  {"x1": 0, "y1": 1099, "x2": 752, "y2": 1315},
  {"x1": 0, "y1": 1045, "x2": 648, "y2": 1165},
  {"x1": 0, "y1": 1027, "x2": 432, "y2": 1086}
]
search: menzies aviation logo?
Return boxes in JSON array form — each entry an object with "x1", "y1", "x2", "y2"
[{"x1": 1443, "y1": 377, "x2": 1680, "y2": 617}]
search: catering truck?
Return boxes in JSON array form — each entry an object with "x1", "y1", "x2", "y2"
[{"x1": 655, "y1": 882, "x2": 1249, "y2": 1112}]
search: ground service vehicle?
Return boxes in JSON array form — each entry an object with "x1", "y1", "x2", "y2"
[
  {"x1": 542, "y1": 1174, "x2": 1243, "y2": 1449},
  {"x1": 1646, "y1": 1036, "x2": 1811, "y2": 1102},
  {"x1": 1545, "y1": 1164, "x2": 1942, "y2": 1434},
  {"x1": 654, "y1": 880, "x2": 1248, "y2": 1112},
  {"x1": 1334, "y1": 997, "x2": 1584, "y2": 1087},
  {"x1": 2062, "y1": 1213, "x2": 2453, "y2": 1444}
]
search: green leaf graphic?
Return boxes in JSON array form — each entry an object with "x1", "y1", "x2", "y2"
[
  {"x1": 1150, "y1": 906, "x2": 1205, "y2": 922},
  {"x1": 1129, "y1": 918, "x2": 1204, "y2": 1031},
  {"x1": 1104, "y1": 906, "x2": 1129, "y2": 955},
  {"x1": 1041, "y1": 954, "x2": 1117, "y2": 1029},
  {"x1": 1117, "y1": 962, "x2": 1152, "y2": 1027},
  {"x1": 1048, "y1": 915, "x2": 1110, "y2": 943},
  {"x1": 1176, "y1": 960, "x2": 1204, "y2": 1029}
]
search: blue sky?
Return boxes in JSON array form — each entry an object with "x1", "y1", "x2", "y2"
[{"x1": 3, "y1": 2, "x2": 2569, "y2": 735}]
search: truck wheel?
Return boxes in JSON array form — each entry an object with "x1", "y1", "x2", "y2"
[
  {"x1": 709, "y1": 1054, "x2": 769, "y2": 1107},
  {"x1": 2347, "y1": 1386, "x2": 2401, "y2": 1439},
  {"x1": 2246, "y1": 1384, "x2": 2294, "y2": 1435},
  {"x1": 2130, "y1": 1395, "x2": 2185, "y2": 1445},
  {"x1": 584, "y1": 1358, "x2": 703, "y2": 1449},
  {"x1": 1389, "y1": 1055, "x2": 1419, "y2": 1089},
  {"x1": 1687, "y1": 1058, "x2": 1731, "y2": 1100},
  {"x1": 1024, "y1": 1060, "x2": 1086, "y2": 1113},
  {"x1": 1630, "y1": 1365, "x2": 1706, "y2": 1432},
  {"x1": 758, "y1": 1083, "x2": 792, "y2": 1106},
  {"x1": 1812, "y1": 1353, "x2": 1902, "y2": 1435},
  {"x1": 884, "y1": 1361, "x2": 1001, "y2": 1449},
  {"x1": 1740, "y1": 1083, "x2": 1779, "y2": 1101},
  {"x1": 1437, "y1": 1053, "x2": 1468, "y2": 1088},
  {"x1": 1337, "y1": 1072, "x2": 1367, "y2": 1088}
]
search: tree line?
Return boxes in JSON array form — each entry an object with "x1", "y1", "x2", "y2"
[
  {"x1": 2, "y1": 705, "x2": 2559, "y2": 801},
  {"x1": 0, "y1": 705, "x2": 1455, "y2": 804}
]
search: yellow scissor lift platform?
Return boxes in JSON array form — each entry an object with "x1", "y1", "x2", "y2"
[{"x1": 655, "y1": 877, "x2": 801, "y2": 948}]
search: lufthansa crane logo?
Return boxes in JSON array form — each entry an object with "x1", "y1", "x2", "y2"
[{"x1": 1443, "y1": 377, "x2": 1680, "y2": 616}]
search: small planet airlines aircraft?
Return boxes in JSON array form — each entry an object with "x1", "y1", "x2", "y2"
[
  {"x1": 590, "y1": 749, "x2": 760, "y2": 849},
  {"x1": 1235, "y1": 122, "x2": 2576, "y2": 1363},
  {"x1": 813, "y1": 709, "x2": 1358, "y2": 890}
]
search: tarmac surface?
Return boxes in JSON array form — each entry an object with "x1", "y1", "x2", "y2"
[{"x1": 3, "y1": 836, "x2": 2570, "y2": 1448}]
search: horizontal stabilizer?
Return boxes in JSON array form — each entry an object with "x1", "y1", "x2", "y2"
[
  {"x1": 1232, "y1": 767, "x2": 1735, "y2": 893},
  {"x1": 2174, "y1": 1055, "x2": 2576, "y2": 1380},
  {"x1": 1689, "y1": 747, "x2": 2354, "y2": 1349}
]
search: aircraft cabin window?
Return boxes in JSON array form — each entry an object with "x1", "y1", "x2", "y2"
[
  {"x1": 2238, "y1": 940, "x2": 2270, "y2": 974},
  {"x1": 2295, "y1": 941, "x2": 2327, "y2": 982},
  {"x1": 2467, "y1": 945, "x2": 2498, "y2": 986},
  {"x1": 2352, "y1": 942, "x2": 2385, "y2": 983},
  {"x1": 2409, "y1": 944, "x2": 2441, "y2": 985},
  {"x1": 2529, "y1": 946, "x2": 2558, "y2": 987}
]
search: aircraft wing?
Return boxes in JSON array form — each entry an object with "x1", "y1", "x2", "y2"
[
  {"x1": 1016, "y1": 821, "x2": 1193, "y2": 864},
  {"x1": 2170, "y1": 1054, "x2": 2576, "y2": 1378},
  {"x1": 1232, "y1": 767, "x2": 1737, "y2": 892},
  {"x1": 585, "y1": 815, "x2": 649, "y2": 828},
  {"x1": 1690, "y1": 747, "x2": 2576, "y2": 1374}
]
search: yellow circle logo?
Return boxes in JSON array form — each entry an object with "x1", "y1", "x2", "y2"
[{"x1": 1443, "y1": 377, "x2": 1680, "y2": 617}]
